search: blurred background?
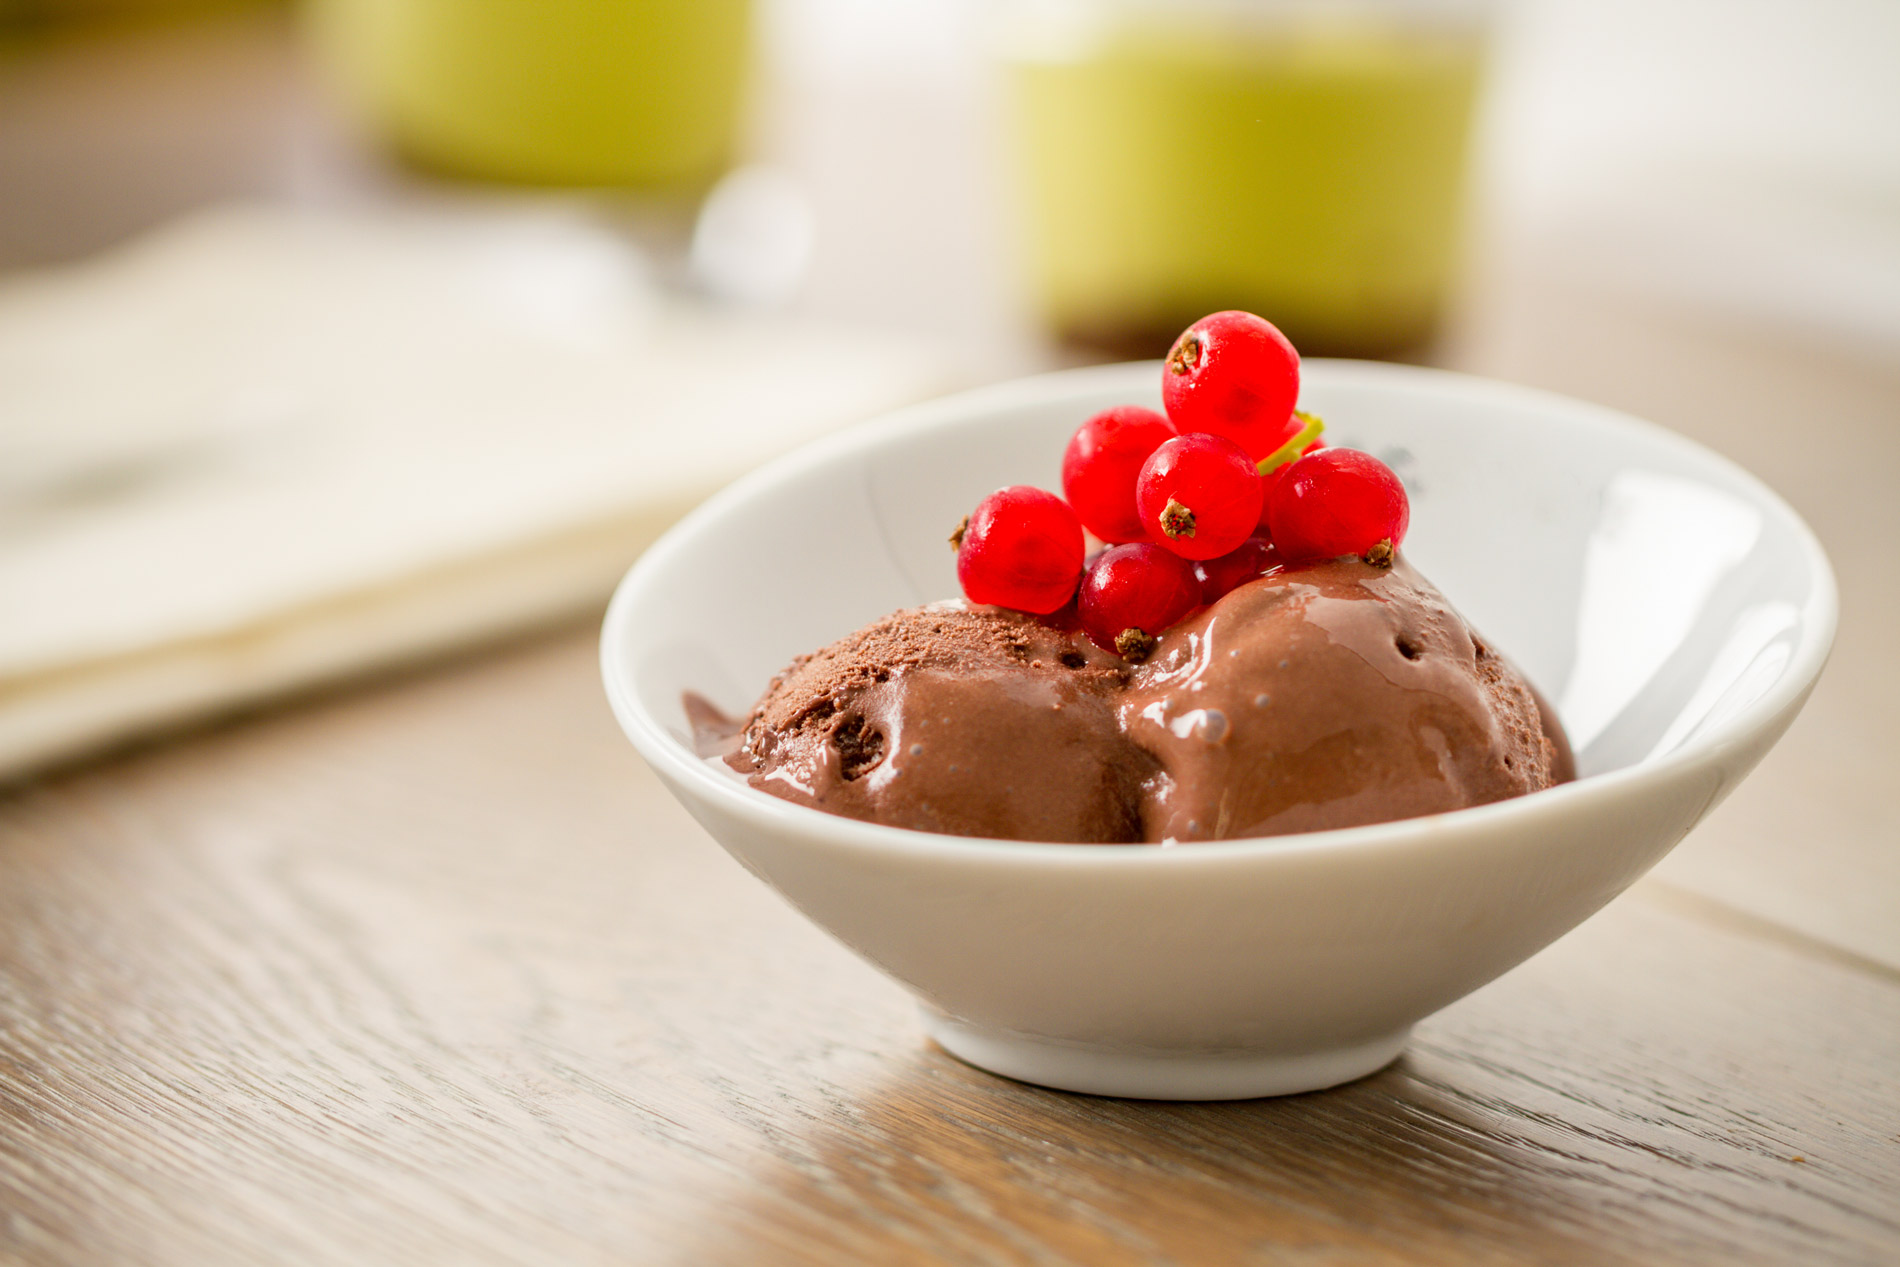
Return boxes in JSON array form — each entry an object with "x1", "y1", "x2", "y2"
[
  {"x1": 4, "y1": 0, "x2": 1896, "y2": 354},
  {"x1": 0, "y1": 0, "x2": 1895, "y2": 954}
]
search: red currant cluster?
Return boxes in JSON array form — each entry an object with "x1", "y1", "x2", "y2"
[{"x1": 952, "y1": 311, "x2": 1410, "y2": 660}]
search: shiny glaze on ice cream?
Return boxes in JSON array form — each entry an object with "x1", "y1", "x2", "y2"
[
  {"x1": 721, "y1": 558, "x2": 1571, "y2": 843},
  {"x1": 1123, "y1": 559, "x2": 1571, "y2": 841}
]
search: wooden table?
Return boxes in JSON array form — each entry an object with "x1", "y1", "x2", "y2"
[{"x1": 3, "y1": 12, "x2": 1898, "y2": 1265}]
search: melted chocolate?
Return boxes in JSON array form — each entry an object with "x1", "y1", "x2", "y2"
[
  {"x1": 1123, "y1": 559, "x2": 1561, "y2": 840},
  {"x1": 712, "y1": 560, "x2": 1571, "y2": 844}
]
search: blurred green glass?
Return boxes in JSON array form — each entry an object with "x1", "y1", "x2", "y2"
[
  {"x1": 309, "y1": 0, "x2": 752, "y2": 190},
  {"x1": 1004, "y1": 0, "x2": 1487, "y2": 358}
]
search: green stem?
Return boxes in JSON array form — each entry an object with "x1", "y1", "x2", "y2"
[{"x1": 1257, "y1": 412, "x2": 1325, "y2": 476}]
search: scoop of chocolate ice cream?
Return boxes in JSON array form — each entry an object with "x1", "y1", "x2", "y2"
[
  {"x1": 729, "y1": 603, "x2": 1156, "y2": 842},
  {"x1": 721, "y1": 558, "x2": 1571, "y2": 844},
  {"x1": 1124, "y1": 558, "x2": 1573, "y2": 841}
]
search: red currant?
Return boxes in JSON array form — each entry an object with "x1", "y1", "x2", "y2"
[
  {"x1": 1060, "y1": 405, "x2": 1175, "y2": 543},
  {"x1": 1255, "y1": 436, "x2": 1326, "y2": 535},
  {"x1": 1135, "y1": 433, "x2": 1263, "y2": 562},
  {"x1": 1077, "y1": 543, "x2": 1201, "y2": 661},
  {"x1": 1193, "y1": 536, "x2": 1279, "y2": 605},
  {"x1": 953, "y1": 486, "x2": 1084, "y2": 613},
  {"x1": 1161, "y1": 311, "x2": 1301, "y2": 460},
  {"x1": 1264, "y1": 448, "x2": 1410, "y2": 567}
]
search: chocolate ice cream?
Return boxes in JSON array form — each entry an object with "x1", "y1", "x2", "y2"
[
  {"x1": 726, "y1": 604, "x2": 1155, "y2": 842},
  {"x1": 1123, "y1": 558, "x2": 1573, "y2": 841},
  {"x1": 719, "y1": 558, "x2": 1571, "y2": 843}
]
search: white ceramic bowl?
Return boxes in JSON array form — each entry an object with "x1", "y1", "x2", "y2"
[{"x1": 601, "y1": 361, "x2": 1835, "y2": 1100}]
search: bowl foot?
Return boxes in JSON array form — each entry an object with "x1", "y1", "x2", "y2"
[{"x1": 921, "y1": 1009, "x2": 1410, "y2": 1100}]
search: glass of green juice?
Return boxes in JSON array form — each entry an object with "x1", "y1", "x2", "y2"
[
  {"x1": 307, "y1": 0, "x2": 753, "y2": 190},
  {"x1": 1001, "y1": 0, "x2": 1489, "y2": 358}
]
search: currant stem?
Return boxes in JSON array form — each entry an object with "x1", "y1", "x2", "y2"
[{"x1": 1257, "y1": 411, "x2": 1326, "y2": 476}]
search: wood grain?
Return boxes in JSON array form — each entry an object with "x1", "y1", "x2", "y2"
[
  {"x1": 3, "y1": 13, "x2": 1899, "y2": 1265},
  {"x1": 3, "y1": 630, "x2": 1896, "y2": 1266}
]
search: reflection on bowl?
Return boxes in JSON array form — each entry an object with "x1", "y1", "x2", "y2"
[{"x1": 601, "y1": 361, "x2": 1835, "y2": 1099}]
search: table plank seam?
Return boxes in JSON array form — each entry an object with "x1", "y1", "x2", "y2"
[{"x1": 1631, "y1": 880, "x2": 1900, "y2": 988}]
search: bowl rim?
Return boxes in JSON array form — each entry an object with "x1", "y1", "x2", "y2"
[{"x1": 601, "y1": 359, "x2": 1838, "y2": 867}]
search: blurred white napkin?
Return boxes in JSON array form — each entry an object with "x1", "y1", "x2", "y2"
[{"x1": 0, "y1": 204, "x2": 952, "y2": 777}]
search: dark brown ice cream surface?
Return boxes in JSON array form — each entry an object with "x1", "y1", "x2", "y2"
[
  {"x1": 719, "y1": 558, "x2": 1572, "y2": 844},
  {"x1": 726, "y1": 604, "x2": 1154, "y2": 842}
]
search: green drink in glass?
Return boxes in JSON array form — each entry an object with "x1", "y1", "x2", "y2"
[
  {"x1": 310, "y1": 0, "x2": 753, "y2": 190},
  {"x1": 1005, "y1": 0, "x2": 1486, "y2": 358}
]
